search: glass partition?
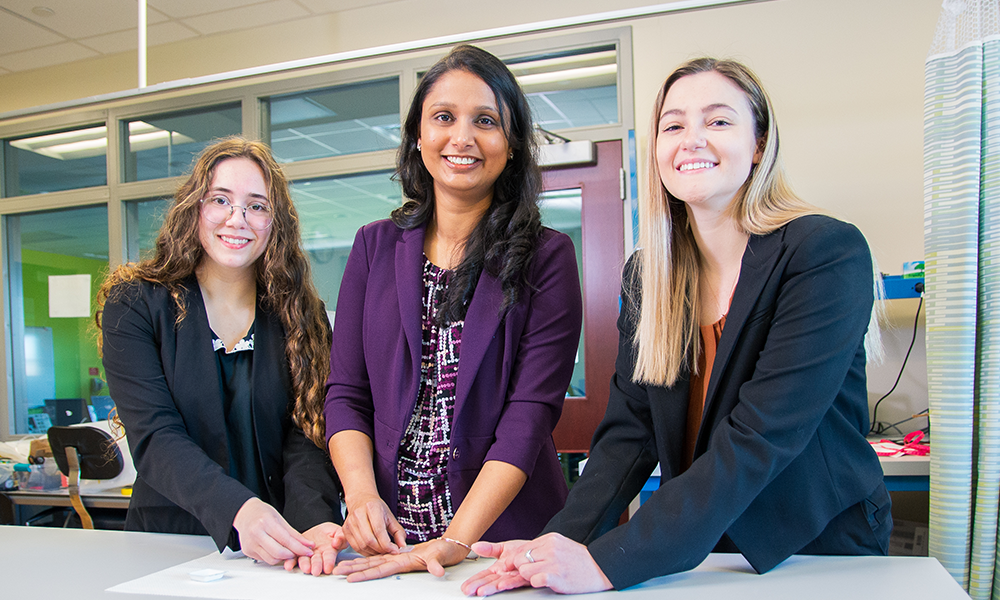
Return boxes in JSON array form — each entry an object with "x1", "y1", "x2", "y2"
[
  {"x1": 0, "y1": 30, "x2": 632, "y2": 442},
  {"x1": 290, "y1": 171, "x2": 401, "y2": 312},
  {"x1": 124, "y1": 197, "x2": 173, "y2": 262},
  {"x1": 507, "y1": 46, "x2": 619, "y2": 130},
  {"x1": 121, "y1": 104, "x2": 242, "y2": 182},
  {"x1": 539, "y1": 188, "x2": 585, "y2": 396},
  {"x1": 5, "y1": 205, "x2": 109, "y2": 434},
  {"x1": 4, "y1": 125, "x2": 108, "y2": 196},
  {"x1": 265, "y1": 78, "x2": 401, "y2": 163}
]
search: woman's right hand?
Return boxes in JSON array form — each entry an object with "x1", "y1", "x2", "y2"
[
  {"x1": 233, "y1": 497, "x2": 315, "y2": 565},
  {"x1": 343, "y1": 493, "x2": 407, "y2": 556},
  {"x1": 462, "y1": 534, "x2": 612, "y2": 596}
]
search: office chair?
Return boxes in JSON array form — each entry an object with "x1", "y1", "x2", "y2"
[{"x1": 46, "y1": 426, "x2": 124, "y2": 529}]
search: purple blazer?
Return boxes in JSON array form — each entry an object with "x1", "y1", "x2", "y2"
[{"x1": 324, "y1": 219, "x2": 581, "y2": 541}]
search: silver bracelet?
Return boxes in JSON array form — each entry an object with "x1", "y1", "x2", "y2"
[{"x1": 438, "y1": 537, "x2": 478, "y2": 559}]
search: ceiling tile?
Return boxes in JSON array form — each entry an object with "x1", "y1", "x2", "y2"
[
  {"x1": 0, "y1": 10, "x2": 65, "y2": 54},
  {"x1": 0, "y1": 42, "x2": 99, "y2": 72},
  {"x1": 148, "y1": 0, "x2": 271, "y2": 19},
  {"x1": 0, "y1": 0, "x2": 154, "y2": 39},
  {"x1": 80, "y1": 21, "x2": 200, "y2": 55},
  {"x1": 295, "y1": 0, "x2": 400, "y2": 12},
  {"x1": 182, "y1": 0, "x2": 309, "y2": 34}
]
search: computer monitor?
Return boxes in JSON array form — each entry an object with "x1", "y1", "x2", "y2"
[
  {"x1": 90, "y1": 395, "x2": 116, "y2": 421},
  {"x1": 44, "y1": 398, "x2": 91, "y2": 427}
]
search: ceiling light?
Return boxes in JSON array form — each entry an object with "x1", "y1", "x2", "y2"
[
  {"x1": 508, "y1": 50, "x2": 617, "y2": 75},
  {"x1": 10, "y1": 126, "x2": 108, "y2": 160},
  {"x1": 10, "y1": 122, "x2": 194, "y2": 161},
  {"x1": 516, "y1": 64, "x2": 617, "y2": 87},
  {"x1": 31, "y1": 6, "x2": 55, "y2": 17}
]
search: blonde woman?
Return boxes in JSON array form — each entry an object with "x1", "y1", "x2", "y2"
[{"x1": 463, "y1": 58, "x2": 890, "y2": 594}]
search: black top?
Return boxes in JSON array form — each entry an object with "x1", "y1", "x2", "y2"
[
  {"x1": 213, "y1": 324, "x2": 265, "y2": 503},
  {"x1": 102, "y1": 277, "x2": 342, "y2": 551}
]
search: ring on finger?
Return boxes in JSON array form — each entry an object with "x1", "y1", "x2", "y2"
[{"x1": 525, "y1": 549, "x2": 535, "y2": 564}]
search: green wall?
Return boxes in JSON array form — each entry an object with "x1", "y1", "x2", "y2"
[{"x1": 20, "y1": 249, "x2": 107, "y2": 401}]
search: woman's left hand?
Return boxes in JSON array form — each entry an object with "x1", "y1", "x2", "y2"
[
  {"x1": 283, "y1": 522, "x2": 347, "y2": 576},
  {"x1": 332, "y1": 537, "x2": 470, "y2": 581},
  {"x1": 461, "y1": 533, "x2": 613, "y2": 596}
]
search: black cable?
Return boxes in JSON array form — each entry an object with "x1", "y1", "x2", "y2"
[
  {"x1": 879, "y1": 409, "x2": 930, "y2": 440},
  {"x1": 870, "y1": 292, "x2": 924, "y2": 435}
]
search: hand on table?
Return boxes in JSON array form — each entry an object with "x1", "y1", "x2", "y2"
[
  {"x1": 333, "y1": 537, "x2": 470, "y2": 581},
  {"x1": 283, "y1": 522, "x2": 347, "y2": 576},
  {"x1": 233, "y1": 497, "x2": 315, "y2": 565},
  {"x1": 342, "y1": 493, "x2": 407, "y2": 556},
  {"x1": 461, "y1": 533, "x2": 612, "y2": 596}
]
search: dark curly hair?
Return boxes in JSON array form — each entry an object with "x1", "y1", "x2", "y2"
[
  {"x1": 393, "y1": 44, "x2": 542, "y2": 323},
  {"x1": 96, "y1": 137, "x2": 332, "y2": 447}
]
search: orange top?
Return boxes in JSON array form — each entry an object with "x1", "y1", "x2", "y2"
[{"x1": 683, "y1": 315, "x2": 726, "y2": 471}]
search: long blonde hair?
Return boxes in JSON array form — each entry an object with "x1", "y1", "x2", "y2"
[
  {"x1": 633, "y1": 58, "x2": 882, "y2": 386},
  {"x1": 96, "y1": 137, "x2": 332, "y2": 446}
]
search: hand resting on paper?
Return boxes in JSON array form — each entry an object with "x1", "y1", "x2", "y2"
[
  {"x1": 284, "y1": 522, "x2": 347, "y2": 576},
  {"x1": 461, "y1": 533, "x2": 612, "y2": 596},
  {"x1": 332, "y1": 537, "x2": 469, "y2": 582}
]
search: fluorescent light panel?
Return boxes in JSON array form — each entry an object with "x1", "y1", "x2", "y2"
[{"x1": 9, "y1": 121, "x2": 194, "y2": 160}]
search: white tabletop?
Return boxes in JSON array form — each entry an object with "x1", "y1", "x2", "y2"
[
  {"x1": 2, "y1": 526, "x2": 214, "y2": 599},
  {"x1": 0, "y1": 525, "x2": 969, "y2": 599},
  {"x1": 878, "y1": 453, "x2": 930, "y2": 477}
]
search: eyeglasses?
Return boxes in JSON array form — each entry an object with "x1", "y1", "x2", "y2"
[{"x1": 200, "y1": 196, "x2": 273, "y2": 230}]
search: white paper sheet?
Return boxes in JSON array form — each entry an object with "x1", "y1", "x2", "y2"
[
  {"x1": 108, "y1": 550, "x2": 499, "y2": 599},
  {"x1": 106, "y1": 550, "x2": 970, "y2": 600},
  {"x1": 48, "y1": 274, "x2": 91, "y2": 318}
]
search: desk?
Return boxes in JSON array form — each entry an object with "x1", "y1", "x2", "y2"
[
  {"x1": 1, "y1": 487, "x2": 130, "y2": 525},
  {"x1": 879, "y1": 454, "x2": 930, "y2": 492},
  {"x1": 0, "y1": 525, "x2": 969, "y2": 599},
  {"x1": 640, "y1": 455, "x2": 931, "y2": 502},
  {"x1": 3, "y1": 486, "x2": 131, "y2": 509}
]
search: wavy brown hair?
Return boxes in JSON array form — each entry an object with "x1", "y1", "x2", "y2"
[{"x1": 95, "y1": 137, "x2": 332, "y2": 446}]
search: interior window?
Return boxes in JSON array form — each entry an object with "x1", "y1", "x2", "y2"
[{"x1": 4, "y1": 205, "x2": 109, "y2": 434}]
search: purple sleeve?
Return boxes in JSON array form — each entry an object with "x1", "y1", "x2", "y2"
[
  {"x1": 483, "y1": 232, "x2": 583, "y2": 476},
  {"x1": 324, "y1": 226, "x2": 377, "y2": 443}
]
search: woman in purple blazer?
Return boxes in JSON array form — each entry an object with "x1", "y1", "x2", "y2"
[{"x1": 323, "y1": 45, "x2": 583, "y2": 581}]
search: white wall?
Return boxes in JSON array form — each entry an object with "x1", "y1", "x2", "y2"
[{"x1": 627, "y1": 0, "x2": 937, "y2": 433}]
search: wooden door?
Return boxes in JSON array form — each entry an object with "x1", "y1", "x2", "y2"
[{"x1": 542, "y1": 140, "x2": 624, "y2": 453}]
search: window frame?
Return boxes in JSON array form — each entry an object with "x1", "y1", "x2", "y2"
[{"x1": 0, "y1": 27, "x2": 633, "y2": 440}]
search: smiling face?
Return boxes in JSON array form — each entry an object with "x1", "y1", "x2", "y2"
[
  {"x1": 197, "y1": 156, "x2": 272, "y2": 276},
  {"x1": 656, "y1": 70, "x2": 763, "y2": 215},
  {"x1": 418, "y1": 69, "x2": 510, "y2": 209}
]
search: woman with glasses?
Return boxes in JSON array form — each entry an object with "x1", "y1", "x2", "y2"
[
  {"x1": 97, "y1": 137, "x2": 344, "y2": 575},
  {"x1": 323, "y1": 45, "x2": 582, "y2": 581}
]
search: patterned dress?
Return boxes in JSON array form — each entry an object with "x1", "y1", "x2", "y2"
[{"x1": 396, "y1": 258, "x2": 463, "y2": 541}]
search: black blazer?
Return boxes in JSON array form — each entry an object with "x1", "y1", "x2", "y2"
[
  {"x1": 101, "y1": 277, "x2": 341, "y2": 550},
  {"x1": 545, "y1": 215, "x2": 891, "y2": 589}
]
